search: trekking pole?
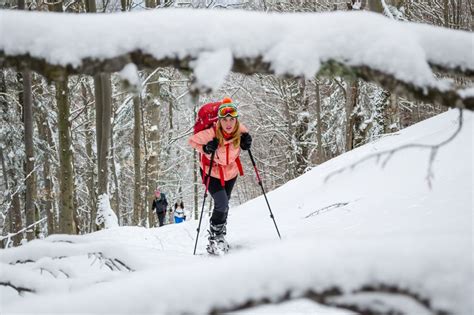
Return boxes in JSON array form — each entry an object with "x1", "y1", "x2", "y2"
[
  {"x1": 248, "y1": 149, "x2": 281, "y2": 239},
  {"x1": 193, "y1": 152, "x2": 216, "y2": 255}
]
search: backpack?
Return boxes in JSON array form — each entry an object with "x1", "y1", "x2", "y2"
[
  {"x1": 193, "y1": 97, "x2": 244, "y2": 187},
  {"x1": 193, "y1": 97, "x2": 232, "y2": 134}
]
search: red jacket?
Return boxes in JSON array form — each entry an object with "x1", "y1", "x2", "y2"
[{"x1": 189, "y1": 124, "x2": 248, "y2": 185}]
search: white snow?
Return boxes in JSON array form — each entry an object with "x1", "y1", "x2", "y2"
[
  {"x1": 192, "y1": 48, "x2": 233, "y2": 90},
  {"x1": 118, "y1": 63, "x2": 140, "y2": 87},
  {"x1": 459, "y1": 87, "x2": 474, "y2": 98},
  {"x1": 0, "y1": 110, "x2": 472, "y2": 314},
  {"x1": 0, "y1": 9, "x2": 472, "y2": 91},
  {"x1": 95, "y1": 194, "x2": 119, "y2": 229}
]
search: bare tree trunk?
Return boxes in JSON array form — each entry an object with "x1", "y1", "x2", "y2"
[
  {"x1": 87, "y1": 0, "x2": 113, "y2": 230},
  {"x1": 294, "y1": 79, "x2": 310, "y2": 176},
  {"x1": 3, "y1": 75, "x2": 24, "y2": 245},
  {"x1": 93, "y1": 75, "x2": 102, "y2": 229},
  {"x1": 120, "y1": 0, "x2": 129, "y2": 11},
  {"x1": 10, "y1": 184, "x2": 22, "y2": 246},
  {"x1": 110, "y1": 120, "x2": 121, "y2": 226},
  {"x1": 51, "y1": 0, "x2": 79, "y2": 233},
  {"x1": 384, "y1": 92, "x2": 400, "y2": 133},
  {"x1": 314, "y1": 81, "x2": 324, "y2": 164},
  {"x1": 85, "y1": 0, "x2": 96, "y2": 12},
  {"x1": 0, "y1": 71, "x2": 7, "y2": 113},
  {"x1": 18, "y1": 0, "x2": 36, "y2": 242},
  {"x1": 86, "y1": 126, "x2": 96, "y2": 232},
  {"x1": 190, "y1": 91, "x2": 199, "y2": 220},
  {"x1": 133, "y1": 95, "x2": 142, "y2": 225},
  {"x1": 366, "y1": 0, "x2": 383, "y2": 13},
  {"x1": 0, "y1": 148, "x2": 7, "y2": 196},
  {"x1": 146, "y1": 74, "x2": 161, "y2": 226},
  {"x1": 444, "y1": 0, "x2": 450, "y2": 27},
  {"x1": 97, "y1": 74, "x2": 112, "y2": 229},
  {"x1": 345, "y1": 79, "x2": 359, "y2": 152},
  {"x1": 141, "y1": 103, "x2": 152, "y2": 227},
  {"x1": 82, "y1": 82, "x2": 97, "y2": 233},
  {"x1": 282, "y1": 88, "x2": 295, "y2": 181},
  {"x1": 20, "y1": 69, "x2": 36, "y2": 241},
  {"x1": 138, "y1": 98, "x2": 148, "y2": 226},
  {"x1": 95, "y1": 73, "x2": 112, "y2": 197},
  {"x1": 168, "y1": 93, "x2": 173, "y2": 130},
  {"x1": 139, "y1": 0, "x2": 157, "y2": 228},
  {"x1": 36, "y1": 112, "x2": 56, "y2": 235},
  {"x1": 146, "y1": 0, "x2": 157, "y2": 7},
  {"x1": 56, "y1": 76, "x2": 76, "y2": 234},
  {"x1": 43, "y1": 127, "x2": 55, "y2": 235},
  {"x1": 0, "y1": 148, "x2": 11, "y2": 247},
  {"x1": 34, "y1": 203, "x2": 41, "y2": 237}
]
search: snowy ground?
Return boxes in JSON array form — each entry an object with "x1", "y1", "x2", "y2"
[{"x1": 0, "y1": 109, "x2": 472, "y2": 314}]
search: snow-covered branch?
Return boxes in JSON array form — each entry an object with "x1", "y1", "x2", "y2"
[
  {"x1": 0, "y1": 9, "x2": 472, "y2": 110},
  {"x1": 210, "y1": 284, "x2": 448, "y2": 315},
  {"x1": 0, "y1": 282, "x2": 35, "y2": 295}
]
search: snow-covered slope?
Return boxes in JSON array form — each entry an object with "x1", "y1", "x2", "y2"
[{"x1": 1, "y1": 109, "x2": 472, "y2": 314}]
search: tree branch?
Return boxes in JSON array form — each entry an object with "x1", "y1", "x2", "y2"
[
  {"x1": 0, "y1": 52, "x2": 472, "y2": 110},
  {"x1": 89, "y1": 252, "x2": 135, "y2": 272},
  {"x1": 304, "y1": 202, "x2": 350, "y2": 218},
  {"x1": 209, "y1": 283, "x2": 449, "y2": 315},
  {"x1": 0, "y1": 281, "x2": 35, "y2": 294}
]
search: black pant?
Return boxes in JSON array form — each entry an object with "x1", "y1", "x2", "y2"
[
  {"x1": 156, "y1": 211, "x2": 165, "y2": 227},
  {"x1": 201, "y1": 170, "x2": 237, "y2": 225}
]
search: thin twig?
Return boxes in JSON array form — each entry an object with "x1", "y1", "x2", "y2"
[
  {"x1": 304, "y1": 202, "x2": 349, "y2": 218},
  {"x1": 325, "y1": 109, "x2": 463, "y2": 188},
  {"x1": 0, "y1": 217, "x2": 47, "y2": 243},
  {"x1": 0, "y1": 282, "x2": 35, "y2": 295}
]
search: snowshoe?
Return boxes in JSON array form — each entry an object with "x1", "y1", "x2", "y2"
[
  {"x1": 206, "y1": 236, "x2": 229, "y2": 255},
  {"x1": 206, "y1": 222, "x2": 229, "y2": 255}
]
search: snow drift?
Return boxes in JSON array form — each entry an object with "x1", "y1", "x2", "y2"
[{"x1": 0, "y1": 109, "x2": 472, "y2": 314}]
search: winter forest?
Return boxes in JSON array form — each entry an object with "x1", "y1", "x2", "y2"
[{"x1": 0, "y1": 0, "x2": 473, "y2": 314}]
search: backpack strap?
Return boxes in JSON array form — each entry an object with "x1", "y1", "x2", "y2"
[
  {"x1": 200, "y1": 153, "x2": 209, "y2": 184},
  {"x1": 236, "y1": 156, "x2": 244, "y2": 176},
  {"x1": 200, "y1": 138, "x2": 243, "y2": 188},
  {"x1": 218, "y1": 165, "x2": 225, "y2": 187},
  {"x1": 200, "y1": 153, "x2": 225, "y2": 187}
]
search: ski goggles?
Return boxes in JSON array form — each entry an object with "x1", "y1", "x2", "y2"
[{"x1": 217, "y1": 104, "x2": 239, "y2": 118}]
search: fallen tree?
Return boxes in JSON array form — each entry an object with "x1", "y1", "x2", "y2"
[{"x1": 0, "y1": 9, "x2": 472, "y2": 110}]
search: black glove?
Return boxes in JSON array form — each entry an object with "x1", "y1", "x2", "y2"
[
  {"x1": 240, "y1": 133, "x2": 252, "y2": 150},
  {"x1": 203, "y1": 138, "x2": 219, "y2": 154}
]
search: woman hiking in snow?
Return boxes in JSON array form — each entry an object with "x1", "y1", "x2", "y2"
[{"x1": 189, "y1": 99, "x2": 252, "y2": 254}]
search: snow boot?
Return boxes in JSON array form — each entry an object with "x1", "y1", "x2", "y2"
[{"x1": 206, "y1": 222, "x2": 229, "y2": 255}]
